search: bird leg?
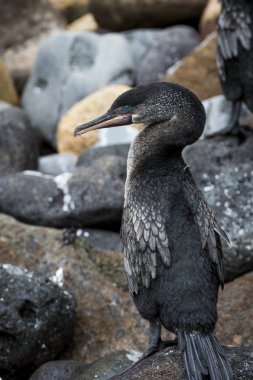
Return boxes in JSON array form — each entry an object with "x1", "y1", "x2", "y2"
[
  {"x1": 115, "y1": 320, "x2": 177, "y2": 377},
  {"x1": 206, "y1": 100, "x2": 242, "y2": 138}
]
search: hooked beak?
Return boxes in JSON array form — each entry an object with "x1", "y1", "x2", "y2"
[{"x1": 74, "y1": 111, "x2": 133, "y2": 136}]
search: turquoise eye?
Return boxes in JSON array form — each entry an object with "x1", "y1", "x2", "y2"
[{"x1": 123, "y1": 105, "x2": 131, "y2": 112}]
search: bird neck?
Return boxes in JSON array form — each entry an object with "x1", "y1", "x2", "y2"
[{"x1": 127, "y1": 134, "x2": 185, "y2": 180}]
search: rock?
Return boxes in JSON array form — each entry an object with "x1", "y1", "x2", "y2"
[
  {"x1": 199, "y1": 0, "x2": 221, "y2": 38},
  {"x1": 77, "y1": 144, "x2": 130, "y2": 167},
  {"x1": 2, "y1": 37, "x2": 42, "y2": 96},
  {"x1": 63, "y1": 228, "x2": 122, "y2": 252},
  {"x1": 183, "y1": 135, "x2": 253, "y2": 280},
  {"x1": 0, "y1": 156, "x2": 126, "y2": 228},
  {"x1": 57, "y1": 85, "x2": 140, "y2": 156},
  {"x1": 0, "y1": 102, "x2": 39, "y2": 175},
  {"x1": 89, "y1": 0, "x2": 208, "y2": 31},
  {"x1": 73, "y1": 350, "x2": 139, "y2": 380},
  {"x1": 202, "y1": 95, "x2": 251, "y2": 137},
  {"x1": 0, "y1": 0, "x2": 64, "y2": 52},
  {"x1": 39, "y1": 153, "x2": 78, "y2": 175},
  {"x1": 217, "y1": 271, "x2": 253, "y2": 346},
  {"x1": 22, "y1": 32, "x2": 134, "y2": 145},
  {"x1": 0, "y1": 0, "x2": 64, "y2": 96},
  {"x1": 29, "y1": 360, "x2": 86, "y2": 380},
  {"x1": 163, "y1": 33, "x2": 221, "y2": 100},
  {"x1": 0, "y1": 59, "x2": 19, "y2": 105},
  {"x1": 122, "y1": 29, "x2": 162, "y2": 66},
  {"x1": 0, "y1": 264, "x2": 76, "y2": 380},
  {"x1": 136, "y1": 26, "x2": 200, "y2": 84},
  {"x1": 1, "y1": 213, "x2": 253, "y2": 366},
  {"x1": 0, "y1": 213, "x2": 149, "y2": 364},
  {"x1": 105, "y1": 346, "x2": 253, "y2": 380},
  {"x1": 49, "y1": 0, "x2": 90, "y2": 22},
  {"x1": 68, "y1": 13, "x2": 99, "y2": 32}
]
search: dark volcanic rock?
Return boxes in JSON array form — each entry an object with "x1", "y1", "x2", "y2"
[
  {"x1": 29, "y1": 360, "x2": 86, "y2": 380},
  {"x1": 136, "y1": 26, "x2": 200, "y2": 85},
  {"x1": 0, "y1": 264, "x2": 76, "y2": 380},
  {"x1": 77, "y1": 144, "x2": 130, "y2": 167},
  {"x1": 73, "y1": 350, "x2": 138, "y2": 380},
  {"x1": 0, "y1": 156, "x2": 126, "y2": 228},
  {"x1": 183, "y1": 135, "x2": 253, "y2": 281},
  {"x1": 22, "y1": 32, "x2": 134, "y2": 145},
  {"x1": 0, "y1": 102, "x2": 39, "y2": 175},
  {"x1": 0, "y1": 213, "x2": 149, "y2": 365},
  {"x1": 108, "y1": 346, "x2": 253, "y2": 380}
]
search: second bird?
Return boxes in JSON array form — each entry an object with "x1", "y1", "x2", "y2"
[
  {"x1": 215, "y1": 0, "x2": 253, "y2": 136},
  {"x1": 74, "y1": 82, "x2": 234, "y2": 380}
]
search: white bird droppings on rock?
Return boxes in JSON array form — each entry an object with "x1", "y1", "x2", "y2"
[
  {"x1": 126, "y1": 349, "x2": 142, "y2": 362},
  {"x1": 50, "y1": 267, "x2": 64, "y2": 287},
  {"x1": 53, "y1": 172, "x2": 75, "y2": 213}
]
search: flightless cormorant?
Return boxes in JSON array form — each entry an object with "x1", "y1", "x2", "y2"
[
  {"x1": 212, "y1": 0, "x2": 253, "y2": 136},
  {"x1": 74, "y1": 82, "x2": 234, "y2": 380}
]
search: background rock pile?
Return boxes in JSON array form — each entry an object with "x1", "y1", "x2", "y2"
[{"x1": 0, "y1": 0, "x2": 253, "y2": 379}]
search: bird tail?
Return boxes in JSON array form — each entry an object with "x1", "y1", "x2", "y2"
[{"x1": 177, "y1": 330, "x2": 234, "y2": 380}]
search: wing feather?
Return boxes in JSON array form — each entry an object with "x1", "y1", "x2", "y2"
[
  {"x1": 217, "y1": 4, "x2": 252, "y2": 80},
  {"x1": 183, "y1": 169, "x2": 229, "y2": 286},
  {"x1": 121, "y1": 201, "x2": 171, "y2": 294}
]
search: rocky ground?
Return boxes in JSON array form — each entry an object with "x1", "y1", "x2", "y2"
[{"x1": 0, "y1": 0, "x2": 253, "y2": 379}]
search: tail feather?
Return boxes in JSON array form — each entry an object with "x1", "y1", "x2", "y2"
[{"x1": 177, "y1": 331, "x2": 234, "y2": 380}]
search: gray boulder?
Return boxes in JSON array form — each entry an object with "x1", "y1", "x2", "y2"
[
  {"x1": 0, "y1": 264, "x2": 76, "y2": 380},
  {"x1": 29, "y1": 361, "x2": 86, "y2": 380},
  {"x1": 39, "y1": 153, "x2": 78, "y2": 175},
  {"x1": 0, "y1": 102, "x2": 39, "y2": 175},
  {"x1": 77, "y1": 144, "x2": 130, "y2": 167},
  {"x1": 22, "y1": 32, "x2": 134, "y2": 145},
  {"x1": 136, "y1": 26, "x2": 200, "y2": 84},
  {"x1": 0, "y1": 156, "x2": 126, "y2": 228},
  {"x1": 122, "y1": 29, "x2": 162, "y2": 66},
  {"x1": 73, "y1": 351, "x2": 139, "y2": 380}
]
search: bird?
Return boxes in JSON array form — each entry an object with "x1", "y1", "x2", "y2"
[
  {"x1": 74, "y1": 82, "x2": 234, "y2": 380},
  {"x1": 211, "y1": 0, "x2": 253, "y2": 137}
]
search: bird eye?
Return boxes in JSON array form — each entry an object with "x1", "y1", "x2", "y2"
[{"x1": 123, "y1": 105, "x2": 131, "y2": 112}]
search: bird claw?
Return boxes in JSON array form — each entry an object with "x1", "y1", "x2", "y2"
[{"x1": 112, "y1": 338, "x2": 178, "y2": 378}]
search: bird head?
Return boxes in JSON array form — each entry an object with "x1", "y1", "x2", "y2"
[{"x1": 74, "y1": 82, "x2": 206, "y2": 149}]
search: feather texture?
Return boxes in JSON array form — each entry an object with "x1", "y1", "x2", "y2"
[
  {"x1": 183, "y1": 168, "x2": 228, "y2": 286},
  {"x1": 178, "y1": 331, "x2": 233, "y2": 380},
  {"x1": 217, "y1": 3, "x2": 252, "y2": 81},
  {"x1": 121, "y1": 201, "x2": 171, "y2": 294}
]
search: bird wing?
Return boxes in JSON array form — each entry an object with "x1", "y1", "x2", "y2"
[
  {"x1": 121, "y1": 201, "x2": 171, "y2": 294},
  {"x1": 217, "y1": 4, "x2": 252, "y2": 81},
  {"x1": 183, "y1": 168, "x2": 229, "y2": 286}
]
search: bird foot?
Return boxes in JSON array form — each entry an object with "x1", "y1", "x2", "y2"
[{"x1": 113, "y1": 338, "x2": 178, "y2": 378}]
